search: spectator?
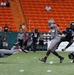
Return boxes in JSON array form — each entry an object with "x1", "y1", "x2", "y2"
[
  {"x1": 21, "y1": 23, "x2": 26, "y2": 32},
  {"x1": 2, "y1": 32, "x2": 8, "y2": 49},
  {"x1": 0, "y1": 0, "x2": 6, "y2": 7},
  {"x1": 4, "y1": 24, "x2": 8, "y2": 32},
  {"x1": 6, "y1": 0, "x2": 10, "y2": 7},
  {"x1": 19, "y1": 23, "x2": 26, "y2": 32},
  {"x1": 0, "y1": 26, "x2": 2, "y2": 32},
  {"x1": 9, "y1": 28, "x2": 12, "y2": 32},
  {"x1": 45, "y1": 5, "x2": 51, "y2": 12}
]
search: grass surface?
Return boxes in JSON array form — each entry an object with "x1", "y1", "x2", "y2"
[{"x1": 0, "y1": 51, "x2": 74, "y2": 75}]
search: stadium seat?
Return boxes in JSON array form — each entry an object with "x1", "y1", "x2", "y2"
[
  {"x1": 0, "y1": 0, "x2": 17, "y2": 32},
  {"x1": 20, "y1": 0, "x2": 74, "y2": 32}
]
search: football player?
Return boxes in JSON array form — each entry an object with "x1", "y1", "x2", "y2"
[{"x1": 39, "y1": 19, "x2": 64, "y2": 63}]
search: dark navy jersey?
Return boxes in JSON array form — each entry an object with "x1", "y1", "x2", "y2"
[
  {"x1": 32, "y1": 32, "x2": 39, "y2": 39},
  {"x1": 62, "y1": 26, "x2": 73, "y2": 40},
  {"x1": 3, "y1": 36, "x2": 8, "y2": 42},
  {"x1": 32, "y1": 32, "x2": 40, "y2": 43}
]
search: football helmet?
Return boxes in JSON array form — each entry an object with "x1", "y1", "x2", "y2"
[
  {"x1": 70, "y1": 22, "x2": 74, "y2": 30},
  {"x1": 48, "y1": 19, "x2": 55, "y2": 25},
  {"x1": 68, "y1": 52, "x2": 74, "y2": 59}
]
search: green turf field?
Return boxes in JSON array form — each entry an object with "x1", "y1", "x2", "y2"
[{"x1": 0, "y1": 51, "x2": 74, "y2": 75}]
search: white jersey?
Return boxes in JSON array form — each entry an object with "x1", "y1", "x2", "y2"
[
  {"x1": 49, "y1": 27, "x2": 60, "y2": 39},
  {"x1": 48, "y1": 26, "x2": 61, "y2": 51}
]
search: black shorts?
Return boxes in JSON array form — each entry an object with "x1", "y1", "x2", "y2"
[
  {"x1": 33, "y1": 38, "x2": 37, "y2": 44},
  {"x1": 18, "y1": 39, "x2": 23, "y2": 47},
  {"x1": 39, "y1": 40, "x2": 44, "y2": 46},
  {"x1": 24, "y1": 40, "x2": 27, "y2": 46}
]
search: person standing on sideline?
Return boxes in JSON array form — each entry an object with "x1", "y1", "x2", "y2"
[
  {"x1": 39, "y1": 19, "x2": 64, "y2": 63},
  {"x1": 0, "y1": 34, "x2": 3, "y2": 49},
  {"x1": 2, "y1": 32, "x2": 8, "y2": 49},
  {"x1": 22, "y1": 33, "x2": 28, "y2": 52},
  {"x1": 38, "y1": 32, "x2": 44, "y2": 50},
  {"x1": 17, "y1": 29, "x2": 24, "y2": 51},
  {"x1": 32, "y1": 28, "x2": 40, "y2": 52}
]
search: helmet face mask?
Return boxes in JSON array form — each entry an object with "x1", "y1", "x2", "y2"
[
  {"x1": 71, "y1": 26, "x2": 74, "y2": 30},
  {"x1": 50, "y1": 24, "x2": 55, "y2": 28},
  {"x1": 48, "y1": 19, "x2": 55, "y2": 29},
  {"x1": 70, "y1": 22, "x2": 74, "y2": 30},
  {"x1": 50, "y1": 27, "x2": 54, "y2": 29},
  {"x1": 48, "y1": 19, "x2": 55, "y2": 25}
]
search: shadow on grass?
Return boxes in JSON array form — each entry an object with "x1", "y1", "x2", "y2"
[
  {"x1": 0, "y1": 62, "x2": 16, "y2": 64},
  {"x1": 0, "y1": 61, "x2": 25, "y2": 64}
]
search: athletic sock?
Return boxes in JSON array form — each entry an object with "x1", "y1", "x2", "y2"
[
  {"x1": 65, "y1": 42, "x2": 73, "y2": 50},
  {"x1": 52, "y1": 51, "x2": 62, "y2": 59},
  {"x1": 44, "y1": 56, "x2": 47, "y2": 60},
  {"x1": 46, "y1": 50, "x2": 51, "y2": 56},
  {"x1": 43, "y1": 50, "x2": 51, "y2": 60}
]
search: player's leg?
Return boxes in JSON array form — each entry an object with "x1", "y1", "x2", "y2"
[
  {"x1": 52, "y1": 51, "x2": 64, "y2": 63},
  {"x1": 18, "y1": 39, "x2": 22, "y2": 49},
  {"x1": 62, "y1": 42, "x2": 73, "y2": 51},
  {"x1": 32, "y1": 38, "x2": 36, "y2": 52},
  {"x1": 33, "y1": 40, "x2": 37, "y2": 52},
  {"x1": 39, "y1": 39, "x2": 58, "y2": 62},
  {"x1": 51, "y1": 40, "x2": 64, "y2": 63},
  {"x1": 22, "y1": 41, "x2": 28, "y2": 53},
  {"x1": 39, "y1": 49, "x2": 51, "y2": 62},
  {"x1": 39, "y1": 37, "x2": 64, "y2": 63},
  {"x1": 56, "y1": 36, "x2": 67, "y2": 49}
]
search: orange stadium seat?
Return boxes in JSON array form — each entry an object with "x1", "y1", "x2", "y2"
[
  {"x1": 19, "y1": 0, "x2": 74, "y2": 32},
  {"x1": 0, "y1": 7, "x2": 16, "y2": 32},
  {"x1": 0, "y1": 0, "x2": 17, "y2": 32}
]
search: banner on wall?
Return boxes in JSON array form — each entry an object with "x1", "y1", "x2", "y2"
[{"x1": 47, "y1": 41, "x2": 74, "y2": 52}]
